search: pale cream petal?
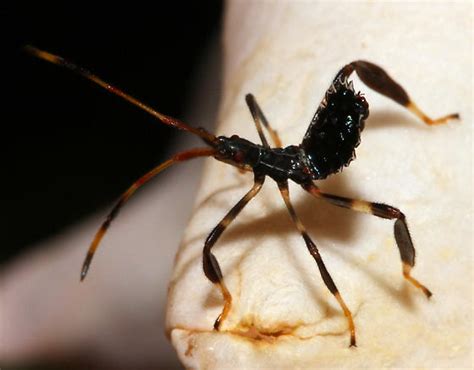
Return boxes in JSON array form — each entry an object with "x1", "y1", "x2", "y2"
[{"x1": 167, "y1": 2, "x2": 472, "y2": 369}]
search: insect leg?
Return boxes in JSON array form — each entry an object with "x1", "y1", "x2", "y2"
[
  {"x1": 336, "y1": 61, "x2": 459, "y2": 125},
  {"x1": 303, "y1": 183, "x2": 432, "y2": 298},
  {"x1": 81, "y1": 147, "x2": 216, "y2": 281},
  {"x1": 278, "y1": 181, "x2": 356, "y2": 347},
  {"x1": 245, "y1": 94, "x2": 283, "y2": 148},
  {"x1": 203, "y1": 174, "x2": 265, "y2": 330}
]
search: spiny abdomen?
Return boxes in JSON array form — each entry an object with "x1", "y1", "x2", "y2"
[{"x1": 301, "y1": 84, "x2": 369, "y2": 179}]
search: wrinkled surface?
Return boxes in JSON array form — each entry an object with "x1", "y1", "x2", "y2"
[{"x1": 166, "y1": 2, "x2": 472, "y2": 369}]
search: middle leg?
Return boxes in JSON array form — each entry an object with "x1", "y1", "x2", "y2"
[
  {"x1": 203, "y1": 174, "x2": 265, "y2": 330},
  {"x1": 278, "y1": 181, "x2": 356, "y2": 347}
]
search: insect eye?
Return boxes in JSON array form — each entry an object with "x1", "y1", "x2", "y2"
[{"x1": 233, "y1": 151, "x2": 245, "y2": 162}]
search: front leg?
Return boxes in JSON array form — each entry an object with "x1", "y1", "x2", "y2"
[
  {"x1": 245, "y1": 93, "x2": 283, "y2": 148},
  {"x1": 203, "y1": 174, "x2": 265, "y2": 329}
]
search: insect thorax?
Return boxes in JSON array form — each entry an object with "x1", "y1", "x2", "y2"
[{"x1": 301, "y1": 78, "x2": 369, "y2": 179}]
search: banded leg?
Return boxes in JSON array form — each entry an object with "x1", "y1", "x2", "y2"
[
  {"x1": 245, "y1": 93, "x2": 283, "y2": 148},
  {"x1": 302, "y1": 183, "x2": 432, "y2": 298},
  {"x1": 203, "y1": 174, "x2": 265, "y2": 330},
  {"x1": 278, "y1": 181, "x2": 356, "y2": 347},
  {"x1": 80, "y1": 147, "x2": 215, "y2": 280},
  {"x1": 335, "y1": 61, "x2": 459, "y2": 125}
]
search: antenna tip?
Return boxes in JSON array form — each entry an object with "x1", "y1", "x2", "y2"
[
  {"x1": 80, "y1": 252, "x2": 93, "y2": 282},
  {"x1": 80, "y1": 266, "x2": 88, "y2": 282},
  {"x1": 23, "y1": 45, "x2": 62, "y2": 65},
  {"x1": 23, "y1": 44, "x2": 38, "y2": 55}
]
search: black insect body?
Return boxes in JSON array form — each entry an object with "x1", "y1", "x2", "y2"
[
  {"x1": 302, "y1": 80, "x2": 369, "y2": 179},
  {"x1": 215, "y1": 77, "x2": 369, "y2": 184},
  {"x1": 26, "y1": 46, "x2": 459, "y2": 347},
  {"x1": 215, "y1": 136, "x2": 311, "y2": 184}
]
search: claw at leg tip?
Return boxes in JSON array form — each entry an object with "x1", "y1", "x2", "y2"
[
  {"x1": 350, "y1": 333, "x2": 357, "y2": 348},
  {"x1": 213, "y1": 316, "x2": 221, "y2": 331},
  {"x1": 424, "y1": 287, "x2": 433, "y2": 299}
]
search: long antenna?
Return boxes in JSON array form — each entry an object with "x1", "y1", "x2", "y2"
[{"x1": 24, "y1": 45, "x2": 217, "y2": 144}]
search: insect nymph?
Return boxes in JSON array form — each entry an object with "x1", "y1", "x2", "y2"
[{"x1": 27, "y1": 46, "x2": 459, "y2": 347}]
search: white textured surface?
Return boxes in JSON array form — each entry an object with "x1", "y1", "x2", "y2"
[{"x1": 167, "y1": 2, "x2": 472, "y2": 369}]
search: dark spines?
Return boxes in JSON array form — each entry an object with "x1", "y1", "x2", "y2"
[{"x1": 301, "y1": 84, "x2": 369, "y2": 179}]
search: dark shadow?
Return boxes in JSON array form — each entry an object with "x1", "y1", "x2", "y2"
[
  {"x1": 3, "y1": 2, "x2": 223, "y2": 266},
  {"x1": 329, "y1": 246, "x2": 419, "y2": 310},
  {"x1": 2, "y1": 3, "x2": 223, "y2": 370},
  {"x1": 176, "y1": 164, "x2": 427, "y2": 318},
  {"x1": 365, "y1": 109, "x2": 429, "y2": 130},
  {"x1": 176, "y1": 172, "x2": 364, "y2": 314}
]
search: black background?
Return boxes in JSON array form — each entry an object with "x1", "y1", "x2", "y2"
[{"x1": 1, "y1": 3, "x2": 223, "y2": 265}]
